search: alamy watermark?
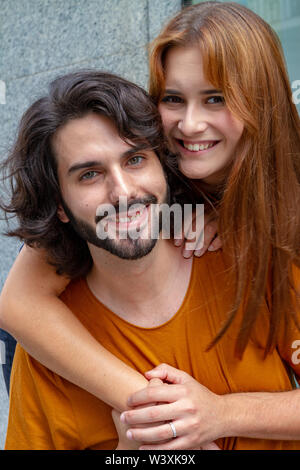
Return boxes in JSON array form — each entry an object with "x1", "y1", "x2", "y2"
[
  {"x1": 0, "y1": 80, "x2": 6, "y2": 104},
  {"x1": 292, "y1": 80, "x2": 300, "y2": 105},
  {"x1": 95, "y1": 196, "x2": 204, "y2": 251},
  {"x1": 0, "y1": 340, "x2": 5, "y2": 365},
  {"x1": 291, "y1": 340, "x2": 300, "y2": 366}
]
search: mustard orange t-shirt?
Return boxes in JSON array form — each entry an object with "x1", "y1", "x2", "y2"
[{"x1": 5, "y1": 251, "x2": 300, "y2": 450}]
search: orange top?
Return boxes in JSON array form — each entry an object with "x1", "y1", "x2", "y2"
[{"x1": 5, "y1": 251, "x2": 300, "y2": 450}]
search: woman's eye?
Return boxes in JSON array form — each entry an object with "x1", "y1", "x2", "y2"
[
  {"x1": 80, "y1": 170, "x2": 99, "y2": 181},
  {"x1": 206, "y1": 96, "x2": 225, "y2": 105},
  {"x1": 127, "y1": 156, "x2": 144, "y2": 166},
  {"x1": 161, "y1": 95, "x2": 183, "y2": 104}
]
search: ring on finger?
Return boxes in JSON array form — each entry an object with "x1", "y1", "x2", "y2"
[{"x1": 169, "y1": 421, "x2": 177, "y2": 439}]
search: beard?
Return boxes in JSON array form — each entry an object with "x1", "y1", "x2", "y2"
[{"x1": 60, "y1": 187, "x2": 170, "y2": 261}]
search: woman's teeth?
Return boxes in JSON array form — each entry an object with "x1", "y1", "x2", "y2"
[{"x1": 183, "y1": 141, "x2": 216, "y2": 152}]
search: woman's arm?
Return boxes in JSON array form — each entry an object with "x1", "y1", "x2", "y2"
[{"x1": 0, "y1": 245, "x2": 147, "y2": 411}]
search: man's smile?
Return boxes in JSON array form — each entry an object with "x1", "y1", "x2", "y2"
[{"x1": 103, "y1": 203, "x2": 150, "y2": 232}]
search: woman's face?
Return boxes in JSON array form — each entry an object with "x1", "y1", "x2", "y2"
[{"x1": 158, "y1": 46, "x2": 244, "y2": 185}]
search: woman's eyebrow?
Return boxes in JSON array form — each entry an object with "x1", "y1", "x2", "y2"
[
  {"x1": 164, "y1": 89, "x2": 183, "y2": 95},
  {"x1": 201, "y1": 89, "x2": 222, "y2": 95},
  {"x1": 164, "y1": 88, "x2": 222, "y2": 95}
]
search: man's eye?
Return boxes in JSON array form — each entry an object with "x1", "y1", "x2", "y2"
[
  {"x1": 80, "y1": 170, "x2": 99, "y2": 180},
  {"x1": 161, "y1": 95, "x2": 183, "y2": 104},
  {"x1": 127, "y1": 156, "x2": 144, "y2": 166},
  {"x1": 206, "y1": 96, "x2": 225, "y2": 105}
]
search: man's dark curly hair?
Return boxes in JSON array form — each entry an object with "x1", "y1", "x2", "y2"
[{"x1": 1, "y1": 70, "x2": 186, "y2": 278}]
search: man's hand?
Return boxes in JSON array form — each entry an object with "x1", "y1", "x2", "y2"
[{"x1": 121, "y1": 364, "x2": 224, "y2": 450}]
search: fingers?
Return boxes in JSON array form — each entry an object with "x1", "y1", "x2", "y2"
[
  {"x1": 181, "y1": 210, "x2": 203, "y2": 258},
  {"x1": 123, "y1": 401, "x2": 178, "y2": 424},
  {"x1": 139, "y1": 436, "x2": 196, "y2": 451},
  {"x1": 174, "y1": 236, "x2": 183, "y2": 248},
  {"x1": 182, "y1": 219, "x2": 220, "y2": 258},
  {"x1": 127, "y1": 382, "x2": 175, "y2": 408},
  {"x1": 148, "y1": 377, "x2": 164, "y2": 387},
  {"x1": 173, "y1": 209, "x2": 221, "y2": 259},
  {"x1": 194, "y1": 219, "x2": 219, "y2": 257},
  {"x1": 173, "y1": 206, "x2": 204, "y2": 257},
  {"x1": 127, "y1": 420, "x2": 180, "y2": 444},
  {"x1": 134, "y1": 377, "x2": 164, "y2": 410},
  {"x1": 124, "y1": 415, "x2": 221, "y2": 449},
  {"x1": 208, "y1": 235, "x2": 222, "y2": 252},
  {"x1": 112, "y1": 408, "x2": 131, "y2": 444},
  {"x1": 145, "y1": 363, "x2": 189, "y2": 385}
]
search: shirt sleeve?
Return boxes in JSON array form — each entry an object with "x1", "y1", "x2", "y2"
[{"x1": 5, "y1": 344, "x2": 82, "y2": 450}]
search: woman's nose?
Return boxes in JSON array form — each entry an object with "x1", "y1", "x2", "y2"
[{"x1": 178, "y1": 106, "x2": 208, "y2": 137}]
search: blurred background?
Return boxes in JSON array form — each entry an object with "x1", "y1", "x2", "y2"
[{"x1": 0, "y1": 0, "x2": 299, "y2": 449}]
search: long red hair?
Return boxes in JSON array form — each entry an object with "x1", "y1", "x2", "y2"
[{"x1": 149, "y1": 1, "x2": 300, "y2": 357}]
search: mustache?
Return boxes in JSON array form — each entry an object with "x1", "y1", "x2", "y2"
[{"x1": 95, "y1": 195, "x2": 158, "y2": 224}]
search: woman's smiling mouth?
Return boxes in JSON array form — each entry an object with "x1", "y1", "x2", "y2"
[{"x1": 177, "y1": 139, "x2": 220, "y2": 153}]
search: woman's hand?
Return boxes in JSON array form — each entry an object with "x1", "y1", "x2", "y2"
[
  {"x1": 174, "y1": 211, "x2": 221, "y2": 259},
  {"x1": 112, "y1": 409, "x2": 140, "y2": 450},
  {"x1": 113, "y1": 377, "x2": 168, "y2": 450},
  {"x1": 121, "y1": 364, "x2": 224, "y2": 450}
]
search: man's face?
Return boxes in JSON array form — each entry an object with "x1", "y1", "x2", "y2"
[{"x1": 53, "y1": 112, "x2": 168, "y2": 259}]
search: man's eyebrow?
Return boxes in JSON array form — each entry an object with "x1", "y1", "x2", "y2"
[
  {"x1": 122, "y1": 145, "x2": 151, "y2": 157},
  {"x1": 67, "y1": 146, "x2": 150, "y2": 175},
  {"x1": 67, "y1": 160, "x2": 103, "y2": 176}
]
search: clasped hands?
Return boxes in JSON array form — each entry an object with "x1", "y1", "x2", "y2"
[{"x1": 112, "y1": 364, "x2": 223, "y2": 450}]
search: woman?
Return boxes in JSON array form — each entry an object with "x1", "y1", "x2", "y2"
[{"x1": 1, "y1": 1, "x2": 300, "y2": 450}]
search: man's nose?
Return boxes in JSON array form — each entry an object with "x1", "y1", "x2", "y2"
[
  {"x1": 178, "y1": 104, "x2": 208, "y2": 137},
  {"x1": 107, "y1": 169, "x2": 137, "y2": 206}
]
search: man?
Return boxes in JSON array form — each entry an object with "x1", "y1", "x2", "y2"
[
  {"x1": 2, "y1": 70, "x2": 202, "y2": 450},
  {"x1": 3, "y1": 71, "x2": 300, "y2": 450}
]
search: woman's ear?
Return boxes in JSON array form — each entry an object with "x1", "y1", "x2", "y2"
[{"x1": 57, "y1": 204, "x2": 70, "y2": 223}]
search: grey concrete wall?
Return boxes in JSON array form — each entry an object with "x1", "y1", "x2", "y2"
[{"x1": 0, "y1": 0, "x2": 182, "y2": 449}]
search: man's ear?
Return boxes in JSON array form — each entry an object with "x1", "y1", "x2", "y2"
[{"x1": 57, "y1": 204, "x2": 70, "y2": 223}]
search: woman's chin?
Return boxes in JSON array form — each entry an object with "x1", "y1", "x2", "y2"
[
  {"x1": 178, "y1": 161, "x2": 211, "y2": 181},
  {"x1": 178, "y1": 160, "x2": 229, "y2": 187}
]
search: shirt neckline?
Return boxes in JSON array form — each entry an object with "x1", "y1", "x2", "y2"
[{"x1": 82, "y1": 257, "x2": 197, "y2": 331}]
